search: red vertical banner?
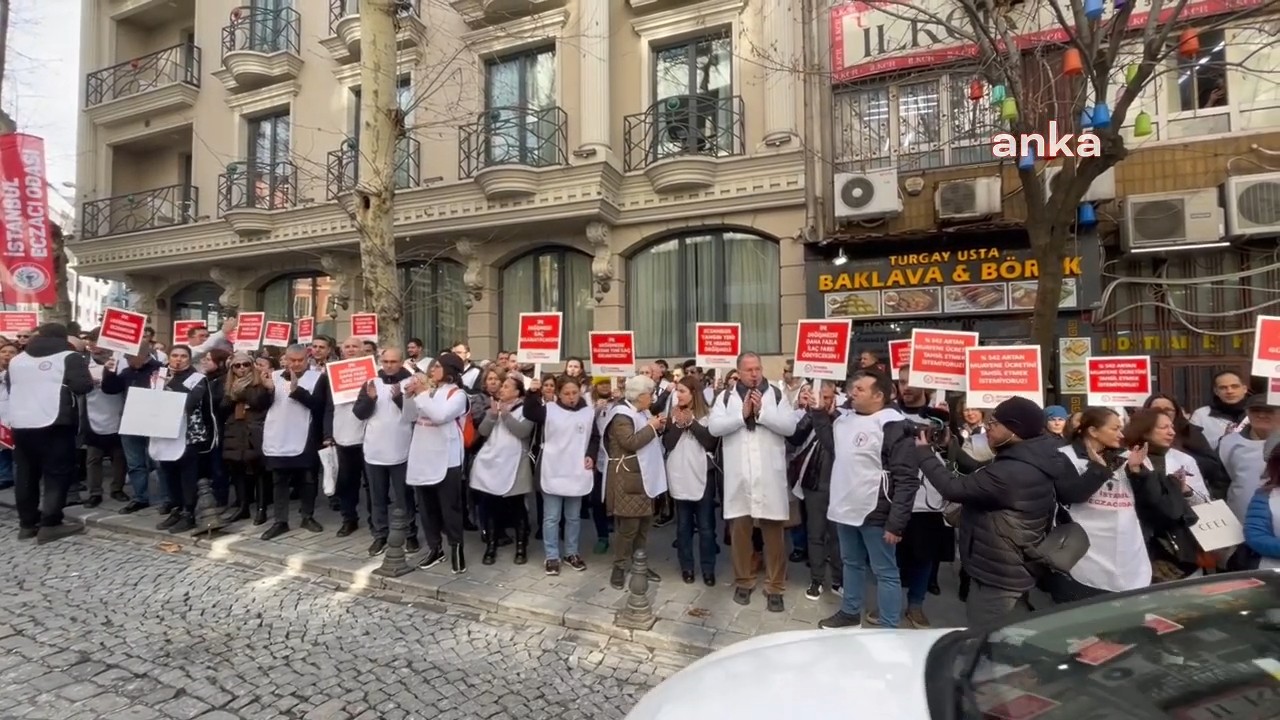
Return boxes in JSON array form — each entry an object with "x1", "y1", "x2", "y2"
[{"x1": 0, "y1": 134, "x2": 57, "y2": 306}]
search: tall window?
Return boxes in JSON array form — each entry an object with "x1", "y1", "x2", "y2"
[
  {"x1": 648, "y1": 34, "x2": 734, "y2": 160},
  {"x1": 833, "y1": 70, "x2": 1003, "y2": 172},
  {"x1": 401, "y1": 261, "x2": 468, "y2": 354},
  {"x1": 260, "y1": 274, "x2": 336, "y2": 340},
  {"x1": 501, "y1": 248, "x2": 593, "y2": 360},
  {"x1": 249, "y1": 0, "x2": 293, "y2": 53},
  {"x1": 248, "y1": 112, "x2": 290, "y2": 168},
  {"x1": 485, "y1": 47, "x2": 556, "y2": 165},
  {"x1": 628, "y1": 230, "x2": 780, "y2": 358},
  {"x1": 1175, "y1": 29, "x2": 1228, "y2": 112}
]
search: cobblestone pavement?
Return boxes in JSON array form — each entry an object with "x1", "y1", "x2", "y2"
[{"x1": 0, "y1": 510, "x2": 694, "y2": 720}]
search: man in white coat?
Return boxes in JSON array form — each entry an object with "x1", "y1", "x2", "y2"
[{"x1": 708, "y1": 352, "x2": 798, "y2": 612}]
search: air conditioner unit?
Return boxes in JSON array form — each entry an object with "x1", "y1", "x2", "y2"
[
  {"x1": 1122, "y1": 189, "x2": 1224, "y2": 254},
  {"x1": 1043, "y1": 165, "x2": 1117, "y2": 203},
  {"x1": 833, "y1": 168, "x2": 902, "y2": 220},
  {"x1": 1225, "y1": 171, "x2": 1280, "y2": 238},
  {"x1": 935, "y1": 177, "x2": 1002, "y2": 221}
]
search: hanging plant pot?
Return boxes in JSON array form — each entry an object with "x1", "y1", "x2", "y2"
[
  {"x1": 1179, "y1": 28, "x2": 1200, "y2": 58},
  {"x1": 969, "y1": 79, "x2": 984, "y2": 102},
  {"x1": 1063, "y1": 48, "x2": 1084, "y2": 76}
]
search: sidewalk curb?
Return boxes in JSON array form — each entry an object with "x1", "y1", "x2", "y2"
[{"x1": 4, "y1": 498, "x2": 733, "y2": 657}]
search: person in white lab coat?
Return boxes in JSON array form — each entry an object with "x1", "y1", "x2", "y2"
[
  {"x1": 404, "y1": 352, "x2": 470, "y2": 574},
  {"x1": 260, "y1": 344, "x2": 326, "y2": 541},
  {"x1": 707, "y1": 352, "x2": 798, "y2": 613},
  {"x1": 351, "y1": 348, "x2": 418, "y2": 557}
]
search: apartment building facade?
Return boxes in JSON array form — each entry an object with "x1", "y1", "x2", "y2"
[
  {"x1": 72, "y1": 0, "x2": 810, "y2": 365},
  {"x1": 812, "y1": 0, "x2": 1280, "y2": 403}
]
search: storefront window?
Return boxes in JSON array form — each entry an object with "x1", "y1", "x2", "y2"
[
  {"x1": 628, "y1": 230, "x2": 780, "y2": 358},
  {"x1": 500, "y1": 248, "x2": 593, "y2": 360},
  {"x1": 259, "y1": 273, "x2": 336, "y2": 341},
  {"x1": 401, "y1": 261, "x2": 468, "y2": 355}
]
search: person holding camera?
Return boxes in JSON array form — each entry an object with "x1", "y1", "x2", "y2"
[{"x1": 816, "y1": 370, "x2": 920, "y2": 630}]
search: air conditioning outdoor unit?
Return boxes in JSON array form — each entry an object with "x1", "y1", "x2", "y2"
[
  {"x1": 1121, "y1": 188, "x2": 1224, "y2": 254},
  {"x1": 1042, "y1": 165, "x2": 1117, "y2": 203},
  {"x1": 935, "y1": 177, "x2": 1002, "y2": 221},
  {"x1": 1224, "y1": 171, "x2": 1280, "y2": 238},
  {"x1": 833, "y1": 168, "x2": 902, "y2": 220}
]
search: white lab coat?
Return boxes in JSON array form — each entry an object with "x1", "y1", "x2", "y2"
[{"x1": 708, "y1": 385, "x2": 798, "y2": 521}]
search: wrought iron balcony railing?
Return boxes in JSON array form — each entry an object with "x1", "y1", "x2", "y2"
[
  {"x1": 325, "y1": 135, "x2": 421, "y2": 200},
  {"x1": 85, "y1": 44, "x2": 201, "y2": 107},
  {"x1": 458, "y1": 105, "x2": 568, "y2": 179},
  {"x1": 80, "y1": 184, "x2": 198, "y2": 239},
  {"x1": 218, "y1": 161, "x2": 298, "y2": 214},
  {"x1": 221, "y1": 5, "x2": 301, "y2": 57},
  {"x1": 623, "y1": 94, "x2": 746, "y2": 172},
  {"x1": 328, "y1": 0, "x2": 420, "y2": 33}
]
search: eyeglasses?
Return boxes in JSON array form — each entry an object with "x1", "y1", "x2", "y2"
[
  {"x1": 984, "y1": 418, "x2": 1003, "y2": 429},
  {"x1": 230, "y1": 362, "x2": 252, "y2": 369}
]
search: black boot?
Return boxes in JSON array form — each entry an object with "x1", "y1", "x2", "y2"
[
  {"x1": 451, "y1": 543, "x2": 467, "y2": 574},
  {"x1": 253, "y1": 475, "x2": 271, "y2": 525},
  {"x1": 482, "y1": 517, "x2": 498, "y2": 565},
  {"x1": 513, "y1": 511, "x2": 529, "y2": 566}
]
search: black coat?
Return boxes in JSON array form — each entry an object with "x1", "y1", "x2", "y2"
[
  {"x1": 787, "y1": 408, "x2": 837, "y2": 493},
  {"x1": 865, "y1": 419, "x2": 922, "y2": 536},
  {"x1": 917, "y1": 435, "x2": 1073, "y2": 592}
]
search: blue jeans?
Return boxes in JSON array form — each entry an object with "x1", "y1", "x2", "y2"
[
  {"x1": 790, "y1": 522, "x2": 808, "y2": 555},
  {"x1": 0, "y1": 448, "x2": 13, "y2": 487},
  {"x1": 836, "y1": 522, "x2": 902, "y2": 627},
  {"x1": 120, "y1": 434, "x2": 163, "y2": 505},
  {"x1": 675, "y1": 484, "x2": 716, "y2": 575},
  {"x1": 542, "y1": 493, "x2": 582, "y2": 560}
]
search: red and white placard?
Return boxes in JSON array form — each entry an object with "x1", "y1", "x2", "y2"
[
  {"x1": 296, "y1": 317, "x2": 315, "y2": 345},
  {"x1": 325, "y1": 355, "x2": 379, "y2": 405},
  {"x1": 1086, "y1": 356, "x2": 1152, "y2": 407},
  {"x1": 590, "y1": 332, "x2": 635, "y2": 377},
  {"x1": 172, "y1": 319, "x2": 206, "y2": 344},
  {"x1": 887, "y1": 339, "x2": 912, "y2": 379},
  {"x1": 233, "y1": 312, "x2": 265, "y2": 352},
  {"x1": 909, "y1": 329, "x2": 979, "y2": 392},
  {"x1": 0, "y1": 311, "x2": 38, "y2": 334},
  {"x1": 793, "y1": 319, "x2": 852, "y2": 381},
  {"x1": 1251, "y1": 315, "x2": 1280, "y2": 378},
  {"x1": 695, "y1": 323, "x2": 740, "y2": 370},
  {"x1": 965, "y1": 346, "x2": 1043, "y2": 409},
  {"x1": 263, "y1": 321, "x2": 292, "y2": 348},
  {"x1": 1268, "y1": 377, "x2": 1280, "y2": 406},
  {"x1": 350, "y1": 313, "x2": 379, "y2": 343},
  {"x1": 98, "y1": 307, "x2": 148, "y2": 355},
  {"x1": 516, "y1": 312, "x2": 563, "y2": 364}
]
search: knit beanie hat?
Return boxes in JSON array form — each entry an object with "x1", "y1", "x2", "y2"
[{"x1": 992, "y1": 396, "x2": 1046, "y2": 440}]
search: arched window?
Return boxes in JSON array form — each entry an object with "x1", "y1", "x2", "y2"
[
  {"x1": 171, "y1": 282, "x2": 223, "y2": 329},
  {"x1": 628, "y1": 230, "x2": 780, "y2": 358},
  {"x1": 401, "y1": 260, "x2": 468, "y2": 354},
  {"x1": 259, "y1": 273, "x2": 337, "y2": 340},
  {"x1": 501, "y1": 247, "x2": 593, "y2": 360}
]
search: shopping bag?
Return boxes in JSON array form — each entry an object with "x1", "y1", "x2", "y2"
[{"x1": 319, "y1": 445, "x2": 339, "y2": 497}]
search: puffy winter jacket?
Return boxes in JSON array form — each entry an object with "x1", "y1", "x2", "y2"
[{"x1": 917, "y1": 435, "x2": 1072, "y2": 592}]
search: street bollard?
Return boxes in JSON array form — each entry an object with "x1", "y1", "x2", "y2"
[
  {"x1": 194, "y1": 477, "x2": 225, "y2": 534},
  {"x1": 375, "y1": 507, "x2": 414, "y2": 578},
  {"x1": 615, "y1": 548, "x2": 657, "y2": 631}
]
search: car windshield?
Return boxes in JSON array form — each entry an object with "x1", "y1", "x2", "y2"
[{"x1": 953, "y1": 573, "x2": 1280, "y2": 720}]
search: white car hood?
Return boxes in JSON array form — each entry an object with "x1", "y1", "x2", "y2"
[{"x1": 626, "y1": 628, "x2": 954, "y2": 720}]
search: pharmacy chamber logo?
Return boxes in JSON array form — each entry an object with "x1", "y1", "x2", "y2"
[{"x1": 991, "y1": 122, "x2": 1102, "y2": 160}]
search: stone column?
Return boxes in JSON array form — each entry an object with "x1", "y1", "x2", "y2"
[
  {"x1": 457, "y1": 238, "x2": 499, "y2": 359},
  {"x1": 576, "y1": 0, "x2": 611, "y2": 158},
  {"x1": 586, "y1": 221, "x2": 622, "y2": 330},
  {"x1": 762, "y1": 0, "x2": 798, "y2": 146}
]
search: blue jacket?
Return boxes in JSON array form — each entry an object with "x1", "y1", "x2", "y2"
[{"x1": 1243, "y1": 491, "x2": 1280, "y2": 560}]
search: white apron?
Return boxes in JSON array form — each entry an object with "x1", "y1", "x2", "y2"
[
  {"x1": 1058, "y1": 446, "x2": 1151, "y2": 593},
  {"x1": 362, "y1": 378, "x2": 413, "y2": 466},
  {"x1": 666, "y1": 417, "x2": 711, "y2": 501},
  {"x1": 470, "y1": 406, "x2": 525, "y2": 496},
  {"x1": 149, "y1": 372, "x2": 204, "y2": 462},
  {"x1": 1263, "y1": 491, "x2": 1280, "y2": 571},
  {"x1": 406, "y1": 384, "x2": 467, "y2": 487},
  {"x1": 827, "y1": 408, "x2": 903, "y2": 527},
  {"x1": 601, "y1": 402, "x2": 668, "y2": 500},
  {"x1": 539, "y1": 402, "x2": 594, "y2": 497},
  {"x1": 262, "y1": 369, "x2": 321, "y2": 458}
]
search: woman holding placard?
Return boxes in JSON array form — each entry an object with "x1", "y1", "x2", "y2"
[{"x1": 150, "y1": 344, "x2": 215, "y2": 534}]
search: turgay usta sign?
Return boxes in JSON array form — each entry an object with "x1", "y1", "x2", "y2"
[{"x1": 829, "y1": 0, "x2": 1262, "y2": 83}]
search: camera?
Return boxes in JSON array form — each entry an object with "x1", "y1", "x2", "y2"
[{"x1": 907, "y1": 417, "x2": 947, "y2": 447}]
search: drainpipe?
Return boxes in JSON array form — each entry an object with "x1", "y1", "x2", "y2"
[{"x1": 799, "y1": 0, "x2": 823, "y2": 244}]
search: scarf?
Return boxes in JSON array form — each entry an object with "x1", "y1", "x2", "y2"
[
  {"x1": 735, "y1": 377, "x2": 771, "y2": 431},
  {"x1": 1209, "y1": 394, "x2": 1248, "y2": 423}
]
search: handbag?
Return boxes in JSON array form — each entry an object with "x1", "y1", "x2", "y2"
[{"x1": 996, "y1": 504, "x2": 1090, "y2": 576}]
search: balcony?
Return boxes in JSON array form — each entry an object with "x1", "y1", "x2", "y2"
[
  {"x1": 217, "y1": 161, "x2": 298, "y2": 237},
  {"x1": 321, "y1": 0, "x2": 426, "y2": 63},
  {"x1": 623, "y1": 94, "x2": 746, "y2": 193},
  {"x1": 80, "y1": 184, "x2": 198, "y2": 240},
  {"x1": 458, "y1": 106, "x2": 568, "y2": 200},
  {"x1": 325, "y1": 135, "x2": 421, "y2": 200},
  {"x1": 215, "y1": 6, "x2": 302, "y2": 92},
  {"x1": 84, "y1": 44, "x2": 201, "y2": 126}
]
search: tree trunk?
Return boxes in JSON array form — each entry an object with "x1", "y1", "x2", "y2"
[
  {"x1": 356, "y1": 0, "x2": 403, "y2": 351},
  {"x1": 42, "y1": 226, "x2": 73, "y2": 325},
  {"x1": 1028, "y1": 220, "x2": 1069, "y2": 394}
]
